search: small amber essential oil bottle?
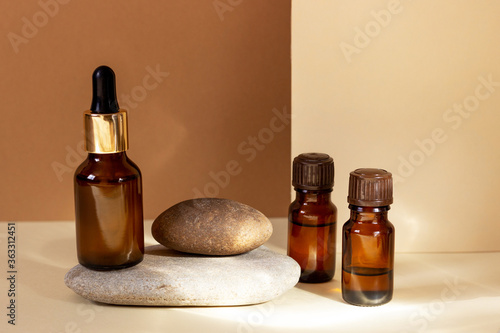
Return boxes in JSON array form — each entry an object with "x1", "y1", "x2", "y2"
[
  {"x1": 74, "y1": 66, "x2": 144, "y2": 270},
  {"x1": 342, "y1": 168, "x2": 394, "y2": 306},
  {"x1": 288, "y1": 153, "x2": 337, "y2": 283}
]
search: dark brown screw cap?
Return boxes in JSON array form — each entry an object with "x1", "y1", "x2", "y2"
[
  {"x1": 292, "y1": 153, "x2": 334, "y2": 190},
  {"x1": 348, "y1": 168, "x2": 393, "y2": 207}
]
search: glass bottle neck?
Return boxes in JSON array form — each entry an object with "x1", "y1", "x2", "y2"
[
  {"x1": 349, "y1": 205, "x2": 389, "y2": 222},
  {"x1": 294, "y1": 189, "x2": 332, "y2": 204},
  {"x1": 88, "y1": 152, "x2": 127, "y2": 162}
]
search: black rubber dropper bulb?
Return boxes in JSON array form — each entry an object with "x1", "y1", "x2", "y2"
[{"x1": 90, "y1": 66, "x2": 120, "y2": 114}]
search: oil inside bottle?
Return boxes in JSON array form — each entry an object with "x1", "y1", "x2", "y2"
[
  {"x1": 342, "y1": 266, "x2": 393, "y2": 306},
  {"x1": 288, "y1": 220, "x2": 336, "y2": 283},
  {"x1": 75, "y1": 173, "x2": 144, "y2": 270}
]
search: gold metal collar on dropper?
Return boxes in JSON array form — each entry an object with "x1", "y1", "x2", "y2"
[{"x1": 84, "y1": 110, "x2": 129, "y2": 153}]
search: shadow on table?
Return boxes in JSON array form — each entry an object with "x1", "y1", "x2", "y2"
[{"x1": 294, "y1": 279, "x2": 343, "y2": 303}]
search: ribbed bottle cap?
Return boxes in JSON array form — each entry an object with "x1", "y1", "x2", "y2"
[
  {"x1": 292, "y1": 153, "x2": 334, "y2": 190},
  {"x1": 348, "y1": 168, "x2": 393, "y2": 207}
]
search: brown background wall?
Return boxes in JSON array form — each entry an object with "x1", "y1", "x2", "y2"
[{"x1": 0, "y1": 0, "x2": 291, "y2": 221}]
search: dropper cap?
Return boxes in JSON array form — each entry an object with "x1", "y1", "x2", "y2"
[{"x1": 84, "y1": 66, "x2": 129, "y2": 153}]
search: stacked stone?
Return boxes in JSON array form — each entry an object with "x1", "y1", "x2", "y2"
[{"x1": 65, "y1": 198, "x2": 300, "y2": 306}]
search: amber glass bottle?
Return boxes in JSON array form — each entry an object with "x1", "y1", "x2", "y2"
[
  {"x1": 288, "y1": 153, "x2": 337, "y2": 283},
  {"x1": 342, "y1": 168, "x2": 394, "y2": 306},
  {"x1": 74, "y1": 66, "x2": 144, "y2": 270}
]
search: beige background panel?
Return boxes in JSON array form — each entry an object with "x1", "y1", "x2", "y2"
[
  {"x1": 292, "y1": 0, "x2": 500, "y2": 252},
  {"x1": 0, "y1": 0, "x2": 291, "y2": 220}
]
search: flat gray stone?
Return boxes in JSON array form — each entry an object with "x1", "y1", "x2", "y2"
[
  {"x1": 152, "y1": 198, "x2": 273, "y2": 255},
  {"x1": 65, "y1": 245, "x2": 299, "y2": 306}
]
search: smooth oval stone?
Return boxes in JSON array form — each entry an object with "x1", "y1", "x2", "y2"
[
  {"x1": 64, "y1": 245, "x2": 300, "y2": 306},
  {"x1": 152, "y1": 198, "x2": 273, "y2": 255}
]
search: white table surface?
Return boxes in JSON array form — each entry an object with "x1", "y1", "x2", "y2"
[{"x1": 1, "y1": 219, "x2": 499, "y2": 333}]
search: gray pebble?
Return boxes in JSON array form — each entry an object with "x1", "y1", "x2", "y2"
[{"x1": 65, "y1": 245, "x2": 300, "y2": 306}]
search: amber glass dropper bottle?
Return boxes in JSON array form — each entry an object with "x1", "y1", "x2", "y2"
[
  {"x1": 288, "y1": 153, "x2": 337, "y2": 283},
  {"x1": 74, "y1": 66, "x2": 144, "y2": 270},
  {"x1": 342, "y1": 168, "x2": 394, "y2": 306}
]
